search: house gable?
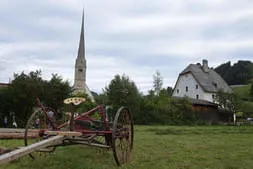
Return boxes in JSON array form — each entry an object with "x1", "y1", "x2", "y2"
[{"x1": 173, "y1": 72, "x2": 210, "y2": 100}]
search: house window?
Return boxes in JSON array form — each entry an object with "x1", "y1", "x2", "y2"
[
  {"x1": 186, "y1": 86, "x2": 188, "y2": 92},
  {"x1": 177, "y1": 89, "x2": 179, "y2": 94},
  {"x1": 196, "y1": 84, "x2": 198, "y2": 89},
  {"x1": 196, "y1": 95, "x2": 199, "y2": 99},
  {"x1": 213, "y1": 82, "x2": 217, "y2": 88},
  {"x1": 212, "y1": 94, "x2": 215, "y2": 100}
]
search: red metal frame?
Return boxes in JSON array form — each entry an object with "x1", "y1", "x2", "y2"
[
  {"x1": 36, "y1": 98, "x2": 112, "y2": 135},
  {"x1": 22, "y1": 98, "x2": 134, "y2": 166}
]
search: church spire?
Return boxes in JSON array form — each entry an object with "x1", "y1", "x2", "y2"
[
  {"x1": 77, "y1": 9, "x2": 85, "y2": 60},
  {"x1": 73, "y1": 10, "x2": 94, "y2": 102}
]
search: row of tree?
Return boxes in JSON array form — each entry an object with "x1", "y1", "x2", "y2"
[
  {"x1": 98, "y1": 72, "x2": 194, "y2": 125},
  {"x1": 0, "y1": 70, "x2": 72, "y2": 127},
  {"x1": 214, "y1": 60, "x2": 253, "y2": 85},
  {"x1": 0, "y1": 70, "x2": 195, "y2": 127}
]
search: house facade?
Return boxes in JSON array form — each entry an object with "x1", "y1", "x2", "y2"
[{"x1": 172, "y1": 60, "x2": 232, "y2": 102}]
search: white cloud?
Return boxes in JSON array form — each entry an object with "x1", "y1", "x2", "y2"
[{"x1": 0, "y1": 0, "x2": 253, "y2": 94}]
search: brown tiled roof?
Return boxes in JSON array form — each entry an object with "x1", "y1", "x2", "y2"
[{"x1": 172, "y1": 96, "x2": 218, "y2": 107}]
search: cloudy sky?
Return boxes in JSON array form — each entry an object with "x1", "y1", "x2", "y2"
[{"x1": 0, "y1": 0, "x2": 253, "y2": 94}]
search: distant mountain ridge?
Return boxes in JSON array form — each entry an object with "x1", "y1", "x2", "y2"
[{"x1": 214, "y1": 60, "x2": 253, "y2": 85}]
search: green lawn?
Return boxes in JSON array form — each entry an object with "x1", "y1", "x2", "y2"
[
  {"x1": 231, "y1": 84, "x2": 251, "y2": 100},
  {"x1": 1, "y1": 125, "x2": 253, "y2": 169},
  {"x1": 231, "y1": 85, "x2": 253, "y2": 115}
]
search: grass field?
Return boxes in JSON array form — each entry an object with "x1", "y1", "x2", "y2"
[
  {"x1": 231, "y1": 84, "x2": 251, "y2": 100},
  {"x1": 1, "y1": 125, "x2": 253, "y2": 169},
  {"x1": 231, "y1": 84, "x2": 253, "y2": 115}
]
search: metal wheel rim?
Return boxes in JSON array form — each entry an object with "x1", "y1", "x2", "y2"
[
  {"x1": 112, "y1": 107, "x2": 134, "y2": 166},
  {"x1": 24, "y1": 107, "x2": 56, "y2": 159}
]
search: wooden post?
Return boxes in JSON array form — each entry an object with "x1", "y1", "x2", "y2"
[
  {"x1": 0, "y1": 135, "x2": 65, "y2": 164},
  {"x1": 69, "y1": 103, "x2": 76, "y2": 131},
  {"x1": 45, "y1": 131, "x2": 82, "y2": 136}
]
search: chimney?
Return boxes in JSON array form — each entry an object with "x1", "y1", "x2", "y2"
[{"x1": 202, "y1": 59, "x2": 209, "y2": 72}]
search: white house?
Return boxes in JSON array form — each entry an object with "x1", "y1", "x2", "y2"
[{"x1": 172, "y1": 60, "x2": 232, "y2": 102}]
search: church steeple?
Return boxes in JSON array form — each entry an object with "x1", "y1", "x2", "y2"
[
  {"x1": 73, "y1": 10, "x2": 94, "y2": 102},
  {"x1": 77, "y1": 9, "x2": 85, "y2": 61},
  {"x1": 74, "y1": 10, "x2": 86, "y2": 85}
]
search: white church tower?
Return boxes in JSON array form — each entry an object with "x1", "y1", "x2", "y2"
[{"x1": 73, "y1": 11, "x2": 95, "y2": 102}]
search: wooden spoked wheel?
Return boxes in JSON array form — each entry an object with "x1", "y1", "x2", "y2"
[
  {"x1": 112, "y1": 107, "x2": 134, "y2": 166},
  {"x1": 24, "y1": 107, "x2": 57, "y2": 159}
]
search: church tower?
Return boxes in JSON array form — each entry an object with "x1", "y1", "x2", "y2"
[{"x1": 73, "y1": 11, "x2": 94, "y2": 102}]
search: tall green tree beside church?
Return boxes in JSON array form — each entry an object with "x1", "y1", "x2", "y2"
[
  {"x1": 42, "y1": 73, "x2": 72, "y2": 110},
  {"x1": 105, "y1": 74, "x2": 141, "y2": 121}
]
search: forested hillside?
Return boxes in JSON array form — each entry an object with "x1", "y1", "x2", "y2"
[{"x1": 214, "y1": 60, "x2": 253, "y2": 85}]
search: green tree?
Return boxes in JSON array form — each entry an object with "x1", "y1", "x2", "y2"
[
  {"x1": 153, "y1": 71, "x2": 163, "y2": 96},
  {"x1": 42, "y1": 74, "x2": 72, "y2": 110},
  {"x1": 139, "y1": 90, "x2": 195, "y2": 125},
  {"x1": 0, "y1": 87, "x2": 12, "y2": 126},
  {"x1": 105, "y1": 74, "x2": 141, "y2": 121},
  {"x1": 167, "y1": 86, "x2": 173, "y2": 96},
  {"x1": 214, "y1": 90, "x2": 239, "y2": 114},
  {"x1": 68, "y1": 92, "x2": 97, "y2": 114},
  {"x1": 250, "y1": 83, "x2": 253, "y2": 99},
  {"x1": 0, "y1": 71, "x2": 72, "y2": 127},
  {"x1": 7, "y1": 70, "x2": 44, "y2": 126},
  {"x1": 214, "y1": 61, "x2": 231, "y2": 79},
  {"x1": 94, "y1": 89, "x2": 108, "y2": 105},
  {"x1": 215, "y1": 60, "x2": 253, "y2": 85}
]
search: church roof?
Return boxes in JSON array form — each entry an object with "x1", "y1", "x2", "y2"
[{"x1": 179, "y1": 61, "x2": 232, "y2": 93}]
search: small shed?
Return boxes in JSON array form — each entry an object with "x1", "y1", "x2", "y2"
[{"x1": 189, "y1": 99, "x2": 232, "y2": 123}]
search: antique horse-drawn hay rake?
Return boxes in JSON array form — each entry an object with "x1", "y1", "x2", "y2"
[{"x1": 0, "y1": 97, "x2": 134, "y2": 166}]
